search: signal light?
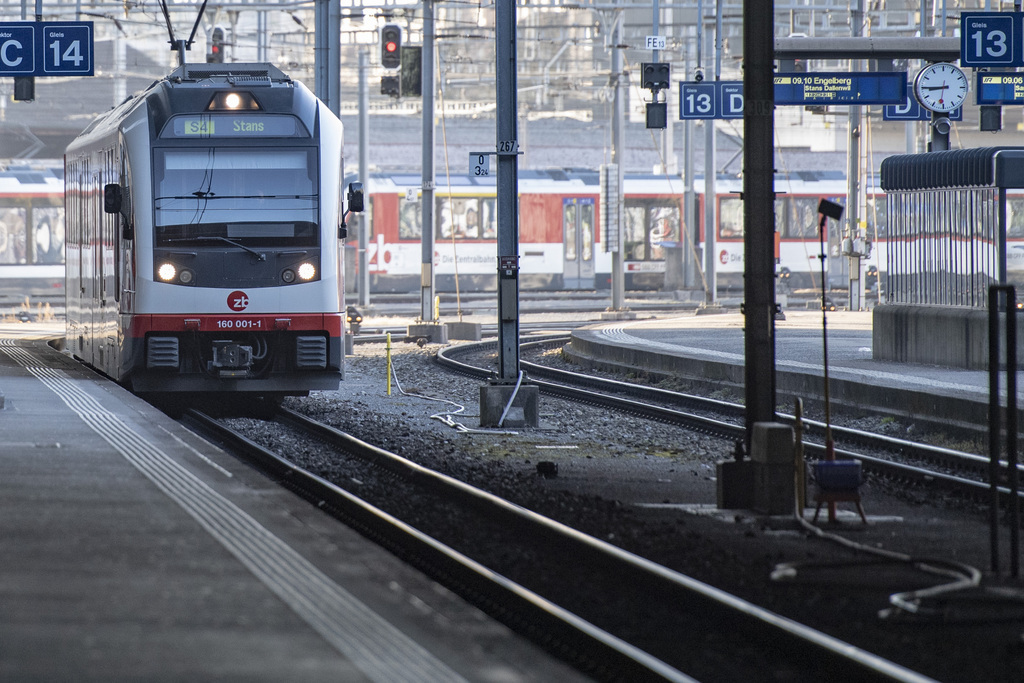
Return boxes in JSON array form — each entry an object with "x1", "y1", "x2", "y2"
[
  {"x1": 381, "y1": 75, "x2": 401, "y2": 97},
  {"x1": 208, "y1": 27, "x2": 225, "y2": 64},
  {"x1": 381, "y1": 24, "x2": 401, "y2": 69}
]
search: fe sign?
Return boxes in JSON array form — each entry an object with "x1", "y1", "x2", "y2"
[{"x1": 0, "y1": 21, "x2": 93, "y2": 77}]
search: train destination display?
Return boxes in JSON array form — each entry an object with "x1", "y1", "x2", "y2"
[
  {"x1": 774, "y1": 72, "x2": 906, "y2": 106},
  {"x1": 681, "y1": 72, "x2": 906, "y2": 119},
  {"x1": 976, "y1": 72, "x2": 1024, "y2": 105}
]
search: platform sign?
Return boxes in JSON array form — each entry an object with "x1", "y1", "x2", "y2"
[
  {"x1": 719, "y1": 82, "x2": 745, "y2": 119},
  {"x1": 41, "y1": 23, "x2": 92, "y2": 75},
  {"x1": 0, "y1": 24, "x2": 34, "y2": 75},
  {"x1": 0, "y1": 21, "x2": 92, "y2": 77},
  {"x1": 679, "y1": 83, "x2": 716, "y2": 119},
  {"x1": 976, "y1": 72, "x2": 1024, "y2": 105},
  {"x1": 883, "y1": 89, "x2": 963, "y2": 121},
  {"x1": 961, "y1": 12, "x2": 1021, "y2": 67},
  {"x1": 775, "y1": 72, "x2": 906, "y2": 105}
]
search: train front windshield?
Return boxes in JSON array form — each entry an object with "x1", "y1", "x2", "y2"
[{"x1": 154, "y1": 147, "x2": 319, "y2": 247}]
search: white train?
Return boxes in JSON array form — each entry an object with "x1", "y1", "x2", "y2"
[{"x1": 65, "y1": 62, "x2": 362, "y2": 398}]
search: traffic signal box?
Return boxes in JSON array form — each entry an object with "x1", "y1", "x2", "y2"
[
  {"x1": 208, "y1": 27, "x2": 225, "y2": 63},
  {"x1": 381, "y1": 25, "x2": 401, "y2": 69}
]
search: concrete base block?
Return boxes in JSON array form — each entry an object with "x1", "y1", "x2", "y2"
[
  {"x1": 480, "y1": 383, "x2": 539, "y2": 428},
  {"x1": 716, "y1": 459, "x2": 755, "y2": 509},
  {"x1": 750, "y1": 422, "x2": 795, "y2": 465},
  {"x1": 695, "y1": 303, "x2": 728, "y2": 316},
  {"x1": 754, "y1": 462, "x2": 796, "y2": 515},
  {"x1": 599, "y1": 310, "x2": 637, "y2": 321},
  {"x1": 344, "y1": 332, "x2": 355, "y2": 356},
  {"x1": 406, "y1": 322, "x2": 448, "y2": 345},
  {"x1": 445, "y1": 321, "x2": 482, "y2": 341}
]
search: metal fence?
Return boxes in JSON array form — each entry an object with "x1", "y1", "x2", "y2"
[
  {"x1": 884, "y1": 186, "x2": 1001, "y2": 308},
  {"x1": 880, "y1": 147, "x2": 1024, "y2": 309}
]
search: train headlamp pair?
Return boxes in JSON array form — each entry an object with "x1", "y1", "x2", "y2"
[{"x1": 157, "y1": 261, "x2": 316, "y2": 285}]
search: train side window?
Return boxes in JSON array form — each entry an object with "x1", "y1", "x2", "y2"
[
  {"x1": 624, "y1": 206, "x2": 647, "y2": 259},
  {"x1": 648, "y1": 204, "x2": 680, "y2": 259},
  {"x1": 564, "y1": 202, "x2": 577, "y2": 260},
  {"x1": 32, "y1": 206, "x2": 65, "y2": 264},
  {"x1": 719, "y1": 197, "x2": 743, "y2": 238},
  {"x1": 1008, "y1": 198, "x2": 1024, "y2": 238},
  {"x1": 0, "y1": 208, "x2": 27, "y2": 264},
  {"x1": 480, "y1": 198, "x2": 497, "y2": 239},
  {"x1": 581, "y1": 201, "x2": 594, "y2": 262},
  {"x1": 437, "y1": 196, "x2": 483, "y2": 240},
  {"x1": 398, "y1": 197, "x2": 421, "y2": 240},
  {"x1": 788, "y1": 197, "x2": 819, "y2": 239}
]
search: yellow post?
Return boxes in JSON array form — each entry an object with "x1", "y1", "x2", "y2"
[
  {"x1": 434, "y1": 295, "x2": 440, "y2": 322},
  {"x1": 386, "y1": 332, "x2": 392, "y2": 396}
]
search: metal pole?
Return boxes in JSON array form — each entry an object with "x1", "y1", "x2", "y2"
[
  {"x1": 420, "y1": 0, "x2": 437, "y2": 323},
  {"x1": 847, "y1": 0, "x2": 863, "y2": 311},
  {"x1": 496, "y1": 0, "x2": 520, "y2": 381},
  {"x1": 610, "y1": 14, "x2": 626, "y2": 312},
  {"x1": 702, "y1": 0, "x2": 717, "y2": 307},
  {"x1": 990, "y1": 286, "x2": 1002, "y2": 575},
  {"x1": 1009, "y1": 288, "x2": 1019, "y2": 578},
  {"x1": 358, "y1": 49, "x2": 370, "y2": 308},
  {"x1": 742, "y1": 0, "x2": 776, "y2": 441}
]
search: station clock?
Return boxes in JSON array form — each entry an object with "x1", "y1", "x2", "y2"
[{"x1": 913, "y1": 62, "x2": 969, "y2": 113}]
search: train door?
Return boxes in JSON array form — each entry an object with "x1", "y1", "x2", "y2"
[{"x1": 562, "y1": 197, "x2": 595, "y2": 289}]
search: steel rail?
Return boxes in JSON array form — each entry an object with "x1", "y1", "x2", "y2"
[
  {"x1": 436, "y1": 339, "x2": 1009, "y2": 499},
  {"x1": 182, "y1": 408, "x2": 694, "y2": 683},
  {"x1": 270, "y1": 408, "x2": 934, "y2": 683}
]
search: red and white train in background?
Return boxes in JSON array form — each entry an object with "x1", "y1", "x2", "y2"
[
  {"x1": 352, "y1": 168, "x2": 896, "y2": 294},
  {"x1": 63, "y1": 61, "x2": 362, "y2": 398}
]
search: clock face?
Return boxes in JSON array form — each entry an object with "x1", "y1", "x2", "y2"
[{"x1": 914, "y1": 63, "x2": 968, "y2": 113}]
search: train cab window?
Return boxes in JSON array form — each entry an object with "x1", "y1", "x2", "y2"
[{"x1": 154, "y1": 147, "x2": 318, "y2": 246}]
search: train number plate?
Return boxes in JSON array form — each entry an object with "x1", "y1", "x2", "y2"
[{"x1": 214, "y1": 319, "x2": 265, "y2": 330}]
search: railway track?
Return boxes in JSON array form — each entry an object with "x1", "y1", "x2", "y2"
[
  {"x1": 182, "y1": 405, "x2": 934, "y2": 683},
  {"x1": 436, "y1": 337, "x2": 1020, "y2": 503}
]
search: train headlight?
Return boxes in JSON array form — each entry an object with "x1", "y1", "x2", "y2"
[
  {"x1": 158, "y1": 263, "x2": 177, "y2": 282},
  {"x1": 297, "y1": 262, "x2": 316, "y2": 280},
  {"x1": 178, "y1": 269, "x2": 195, "y2": 285},
  {"x1": 281, "y1": 269, "x2": 296, "y2": 284},
  {"x1": 207, "y1": 91, "x2": 260, "y2": 111}
]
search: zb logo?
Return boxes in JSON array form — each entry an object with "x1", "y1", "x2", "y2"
[{"x1": 227, "y1": 290, "x2": 249, "y2": 311}]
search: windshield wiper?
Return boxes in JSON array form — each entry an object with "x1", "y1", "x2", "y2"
[{"x1": 166, "y1": 236, "x2": 266, "y2": 261}]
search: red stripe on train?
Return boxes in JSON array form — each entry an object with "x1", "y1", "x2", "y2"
[{"x1": 128, "y1": 314, "x2": 343, "y2": 337}]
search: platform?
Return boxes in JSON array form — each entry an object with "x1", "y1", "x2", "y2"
[
  {"x1": 0, "y1": 326, "x2": 588, "y2": 682},
  {"x1": 565, "y1": 310, "x2": 1018, "y2": 430}
]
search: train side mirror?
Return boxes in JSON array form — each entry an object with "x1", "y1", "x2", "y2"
[
  {"x1": 347, "y1": 182, "x2": 364, "y2": 213},
  {"x1": 103, "y1": 183, "x2": 122, "y2": 214},
  {"x1": 104, "y1": 183, "x2": 134, "y2": 240}
]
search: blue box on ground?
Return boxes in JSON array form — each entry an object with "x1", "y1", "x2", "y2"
[{"x1": 813, "y1": 460, "x2": 862, "y2": 492}]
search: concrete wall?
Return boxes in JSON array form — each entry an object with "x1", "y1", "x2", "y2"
[{"x1": 872, "y1": 303, "x2": 1024, "y2": 370}]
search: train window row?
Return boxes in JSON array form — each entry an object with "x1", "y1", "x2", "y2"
[{"x1": 0, "y1": 202, "x2": 64, "y2": 265}]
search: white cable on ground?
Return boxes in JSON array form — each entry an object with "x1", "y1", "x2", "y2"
[
  {"x1": 389, "y1": 360, "x2": 519, "y2": 435},
  {"x1": 497, "y1": 370, "x2": 524, "y2": 428},
  {"x1": 771, "y1": 506, "x2": 985, "y2": 623}
]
